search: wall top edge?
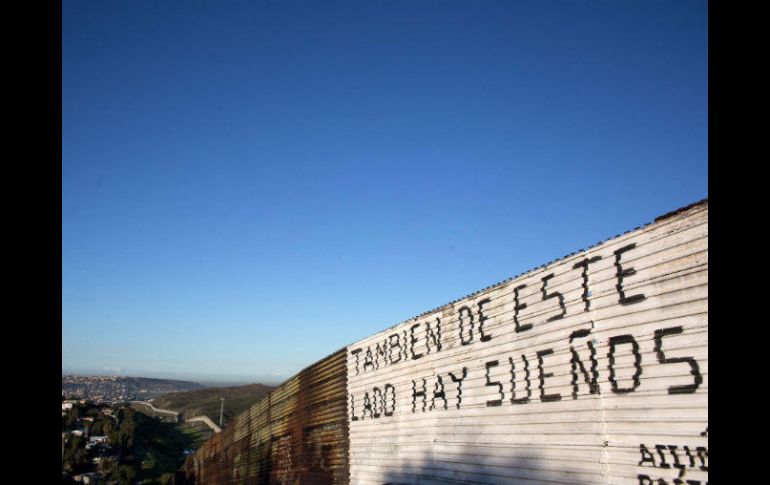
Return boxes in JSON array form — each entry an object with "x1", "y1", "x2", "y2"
[{"x1": 348, "y1": 197, "x2": 709, "y2": 347}]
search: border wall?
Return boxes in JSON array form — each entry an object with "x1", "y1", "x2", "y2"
[
  {"x1": 182, "y1": 199, "x2": 708, "y2": 485},
  {"x1": 183, "y1": 349, "x2": 350, "y2": 484}
]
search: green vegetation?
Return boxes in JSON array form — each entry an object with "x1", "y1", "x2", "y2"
[
  {"x1": 63, "y1": 403, "x2": 198, "y2": 484},
  {"x1": 110, "y1": 406, "x2": 194, "y2": 484},
  {"x1": 62, "y1": 434, "x2": 90, "y2": 474},
  {"x1": 178, "y1": 421, "x2": 212, "y2": 449},
  {"x1": 62, "y1": 384, "x2": 273, "y2": 483},
  {"x1": 154, "y1": 383, "x2": 273, "y2": 426}
]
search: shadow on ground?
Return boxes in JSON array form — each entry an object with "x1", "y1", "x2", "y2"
[{"x1": 378, "y1": 446, "x2": 592, "y2": 485}]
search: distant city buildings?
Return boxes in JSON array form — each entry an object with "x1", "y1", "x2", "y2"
[
  {"x1": 62, "y1": 374, "x2": 202, "y2": 403},
  {"x1": 62, "y1": 375, "x2": 133, "y2": 403}
]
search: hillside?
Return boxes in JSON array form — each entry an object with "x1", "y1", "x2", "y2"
[
  {"x1": 62, "y1": 375, "x2": 205, "y2": 402},
  {"x1": 122, "y1": 376, "x2": 205, "y2": 393},
  {"x1": 154, "y1": 383, "x2": 274, "y2": 426}
]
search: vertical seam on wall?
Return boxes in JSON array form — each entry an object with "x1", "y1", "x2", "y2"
[
  {"x1": 345, "y1": 350, "x2": 352, "y2": 485},
  {"x1": 598, "y1": 373, "x2": 611, "y2": 484},
  {"x1": 589, "y1": 249, "x2": 612, "y2": 485},
  {"x1": 430, "y1": 365, "x2": 438, "y2": 481}
]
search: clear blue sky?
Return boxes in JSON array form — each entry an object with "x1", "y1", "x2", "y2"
[{"x1": 62, "y1": 0, "x2": 707, "y2": 385}]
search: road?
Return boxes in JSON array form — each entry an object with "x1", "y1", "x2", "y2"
[{"x1": 130, "y1": 401, "x2": 222, "y2": 433}]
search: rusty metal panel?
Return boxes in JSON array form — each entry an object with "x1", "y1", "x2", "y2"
[
  {"x1": 246, "y1": 397, "x2": 272, "y2": 483},
  {"x1": 230, "y1": 435, "x2": 250, "y2": 484},
  {"x1": 234, "y1": 410, "x2": 250, "y2": 441},
  {"x1": 296, "y1": 350, "x2": 349, "y2": 485},
  {"x1": 186, "y1": 348, "x2": 350, "y2": 485},
  {"x1": 199, "y1": 431, "x2": 224, "y2": 485},
  {"x1": 347, "y1": 201, "x2": 708, "y2": 484}
]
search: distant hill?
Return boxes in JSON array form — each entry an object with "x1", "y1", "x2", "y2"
[
  {"x1": 122, "y1": 376, "x2": 206, "y2": 393},
  {"x1": 61, "y1": 375, "x2": 205, "y2": 402},
  {"x1": 154, "y1": 383, "x2": 274, "y2": 426}
]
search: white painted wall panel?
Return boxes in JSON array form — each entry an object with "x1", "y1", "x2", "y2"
[{"x1": 347, "y1": 201, "x2": 707, "y2": 485}]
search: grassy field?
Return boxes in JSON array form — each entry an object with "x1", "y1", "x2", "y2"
[
  {"x1": 154, "y1": 383, "x2": 274, "y2": 426},
  {"x1": 176, "y1": 421, "x2": 212, "y2": 450}
]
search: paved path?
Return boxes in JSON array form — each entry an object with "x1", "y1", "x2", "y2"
[
  {"x1": 186, "y1": 415, "x2": 222, "y2": 433},
  {"x1": 130, "y1": 401, "x2": 222, "y2": 433},
  {"x1": 130, "y1": 401, "x2": 180, "y2": 419}
]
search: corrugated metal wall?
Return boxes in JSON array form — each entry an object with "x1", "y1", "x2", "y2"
[
  {"x1": 184, "y1": 348, "x2": 350, "y2": 485},
  {"x1": 185, "y1": 200, "x2": 708, "y2": 485},
  {"x1": 347, "y1": 201, "x2": 707, "y2": 485}
]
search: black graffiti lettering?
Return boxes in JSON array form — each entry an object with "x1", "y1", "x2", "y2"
[
  {"x1": 362, "y1": 392, "x2": 373, "y2": 419},
  {"x1": 655, "y1": 445, "x2": 670, "y2": 469},
  {"x1": 639, "y1": 442, "x2": 706, "y2": 478},
  {"x1": 448, "y1": 367, "x2": 468, "y2": 409},
  {"x1": 639, "y1": 444, "x2": 656, "y2": 466},
  {"x1": 478, "y1": 298, "x2": 493, "y2": 342},
  {"x1": 458, "y1": 306, "x2": 475, "y2": 345},
  {"x1": 608, "y1": 334, "x2": 642, "y2": 393},
  {"x1": 351, "y1": 348, "x2": 362, "y2": 375},
  {"x1": 637, "y1": 479, "x2": 703, "y2": 485},
  {"x1": 614, "y1": 243, "x2": 645, "y2": 304},
  {"x1": 509, "y1": 355, "x2": 532, "y2": 404},
  {"x1": 363, "y1": 348, "x2": 374, "y2": 372},
  {"x1": 569, "y1": 328, "x2": 591, "y2": 342},
  {"x1": 654, "y1": 326, "x2": 702, "y2": 394},
  {"x1": 350, "y1": 394, "x2": 358, "y2": 421},
  {"x1": 411, "y1": 378, "x2": 426, "y2": 413},
  {"x1": 573, "y1": 256, "x2": 601, "y2": 312},
  {"x1": 352, "y1": 386, "x2": 394, "y2": 420},
  {"x1": 430, "y1": 375, "x2": 447, "y2": 411},
  {"x1": 388, "y1": 333, "x2": 402, "y2": 365},
  {"x1": 513, "y1": 284, "x2": 532, "y2": 332},
  {"x1": 375, "y1": 341, "x2": 389, "y2": 369},
  {"x1": 354, "y1": 320, "x2": 447, "y2": 375},
  {"x1": 425, "y1": 318, "x2": 442, "y2": 353},
  {"x1": 695, "y1": 447, "x2": 708, "y2": 471},
  {"x1": 402, "y1": 330, "x2": 409, "y2": 362},
  {"x1": 668, "y1": 446, "x2": 686, "y2": 478},
  {"x1": 569, "y1": 329, "x2": 600, "y2": 399},
  {"x1": 383, "y1": 384, "x2": 396, "y2": 417},
  {"x1": 372, "y1": 387, "x2": 382, "y2": 418},
  {"x1": 537, "y1": 349, "x2": 562, "y2": 402},
  {"x1": 683, "y1": 446, "x2": 696, "y2": 469},
  {"x1": 484, "y1": 360, "x2": 504, "y2": 407},
  {"x1": 410, "y1": 323, "x2": 424, "y2": 360},
  {"x1": 541, "y1": 273, "x2": 566, "y2": 321}
]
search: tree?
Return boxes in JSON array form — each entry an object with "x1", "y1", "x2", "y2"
[
  {"x1": 62, "y1": 435, "x2": 89, "y2": 474},
  {"x1": 97, "y1": 455, "x2": 118, "y2": 477},
  {"x1": 64, "y1": 405, "x2": 80, "y2": 428},
  {"x1": 113, "y1": 465, "x2": 137, "y2": 485},
  {"x1": 118, "y1": 411, "x2": 137, "y2": 449}
]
